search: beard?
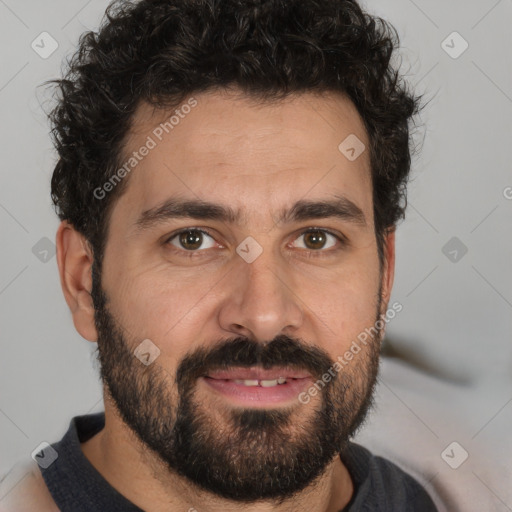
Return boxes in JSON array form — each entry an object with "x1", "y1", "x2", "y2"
[{"x1": 91, "y1": 267, "x2": 383, "y2": 504}]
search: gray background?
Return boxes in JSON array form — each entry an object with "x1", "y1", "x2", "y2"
[{"x1": 0, "y1": 0, "x2": 511, "y2": 510}]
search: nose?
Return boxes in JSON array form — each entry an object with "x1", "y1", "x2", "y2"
[{"x1": 217, "y1": 253, "x2": 304, "y2": 342}]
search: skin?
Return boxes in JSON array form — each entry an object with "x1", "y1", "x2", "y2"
[{"x1": 56, "y1": 87, "x2": 395, "y2": 512}]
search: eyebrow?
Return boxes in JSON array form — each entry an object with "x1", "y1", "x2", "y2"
[{"x1": 134, "y1": 195, "x2": 367, "y2": 232}]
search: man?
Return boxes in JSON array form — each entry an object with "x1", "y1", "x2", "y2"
[{"x1": 1, "y1": 0, "x2": 439, "y2": 510}]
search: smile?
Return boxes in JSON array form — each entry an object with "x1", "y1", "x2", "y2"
[{"x1": 201, "y1": 369, "x2": 313, "y2": 406}]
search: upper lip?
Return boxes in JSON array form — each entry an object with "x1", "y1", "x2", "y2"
[{"x1": 205, "y1": 367, "x2": 312, "y2": 381}]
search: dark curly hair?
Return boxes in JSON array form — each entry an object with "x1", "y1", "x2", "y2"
[{"x1": 49, "y1": 0, "x2": 420, "y2": 269}]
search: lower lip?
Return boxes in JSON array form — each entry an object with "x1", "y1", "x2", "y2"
[{"x1": 201, "y1": 377, "x2": 312, "y2": 406}]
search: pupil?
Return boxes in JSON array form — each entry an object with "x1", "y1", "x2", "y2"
[
  {"x1": 305, "y1": 231, "x2": 325, "y2": 250},
  {"x1": 180, "y1": 230, "x2": 202, "y2": 250}
]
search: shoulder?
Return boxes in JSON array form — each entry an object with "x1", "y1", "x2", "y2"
[
  {"x1": 342, "y1": 442, "x2": 438, "y2": 511},
  {"x1": 0, "y1": 459, "x2": 59, "y2": 512}
]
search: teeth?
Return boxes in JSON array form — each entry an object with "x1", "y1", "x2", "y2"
[
  {"x1": 233, "y1": 379, "x2": 259, "y2": 386},
  {"x1": 232, "y1": 378, "x2": 288, "y2": 387}
]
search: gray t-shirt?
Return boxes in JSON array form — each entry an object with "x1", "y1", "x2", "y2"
[{"x1": 39, "y1": 413, "x2": 438, "y2": 511}]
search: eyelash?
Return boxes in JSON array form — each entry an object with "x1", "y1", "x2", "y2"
[{"x1": 164, "y1": 227, "x2": 347, "y2": 259}]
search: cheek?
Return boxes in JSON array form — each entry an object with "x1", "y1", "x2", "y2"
[
  {"x1": 106, "y1": 263, "x2": 220, "y2": 347},
  {"x1": 302, "y1": 264, "x2": 381, "y2": 354}
]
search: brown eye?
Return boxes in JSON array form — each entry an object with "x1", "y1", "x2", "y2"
[
  {"x1": 292, "y1": 229, "x2": 339, "y2": 251},
  {"x1": 168, "y1": 229, "x2": 216, "y2": 251},
  {"x1": 303, "y1": 230, "x2": 328, "y2": 250}
]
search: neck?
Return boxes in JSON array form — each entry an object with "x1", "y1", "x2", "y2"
[{"x1": 81, "y1": 400, "x2": 354, "y2": 512}]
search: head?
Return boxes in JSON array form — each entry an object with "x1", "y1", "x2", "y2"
[{"x1": 51, "y1": 0, "x2": 420, "y2": 504}]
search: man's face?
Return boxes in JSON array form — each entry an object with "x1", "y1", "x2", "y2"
[{"x1": 91, "y1": 89, "x2": 393, "y2": 501}]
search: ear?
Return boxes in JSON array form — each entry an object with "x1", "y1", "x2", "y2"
[
  {"x1": 379, "y1": 228, "x2": 396, "y2": 308},
  {"x1": 56, "y1": 221, "x2": 98, "y2": 342}
]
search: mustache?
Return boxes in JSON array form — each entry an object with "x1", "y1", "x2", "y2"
[{"x1": 175, "y1": 334, "x2": 335, "y2": 388}]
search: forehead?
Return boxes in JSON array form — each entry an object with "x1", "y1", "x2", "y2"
[{"x1": 112, "y1": 88, "x2": 373, "y2": 230}]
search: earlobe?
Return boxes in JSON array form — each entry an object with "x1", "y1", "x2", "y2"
[{"x1": 56, "y1": 221, "x2": 98, "y2": 342}]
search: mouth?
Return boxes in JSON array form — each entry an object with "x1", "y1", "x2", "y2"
[{"x1": 201, "y1": 367, "x2": 314, "y2": 406}]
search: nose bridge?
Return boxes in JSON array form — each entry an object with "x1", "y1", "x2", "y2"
[{"x1": 218, "y1": 246, "x2": 303, "y2": 341}]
